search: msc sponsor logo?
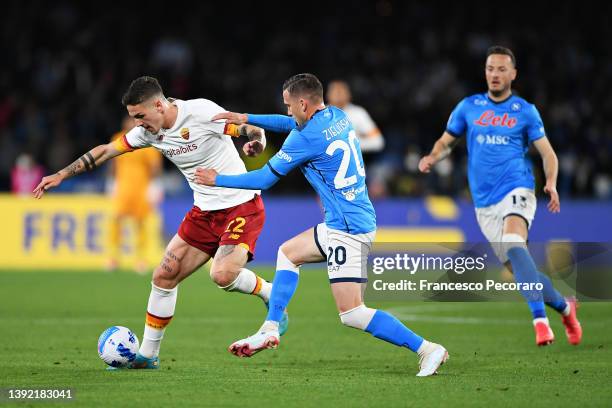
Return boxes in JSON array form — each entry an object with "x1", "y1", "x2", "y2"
[
  {"x1": 162, "y1": 143, "x2": 198, "y2": 158},
  {"x1": 276, "y1": 150, "x2": 292, "y2": 162},
  {"x1": 476, "y1": 134, "x2": 510, "y2": 145},
  {"x1": 474, "y1": 99, "x2": 488, "y2": 106}
]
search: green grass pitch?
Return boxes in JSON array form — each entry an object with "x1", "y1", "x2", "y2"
[{"x1": 1, "y1": 268, "x2": 611, "y2": 407}]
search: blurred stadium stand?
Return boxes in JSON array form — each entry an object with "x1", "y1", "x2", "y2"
[{"x1": 0, "y1": 1, "x2": 610, "y2": 201}]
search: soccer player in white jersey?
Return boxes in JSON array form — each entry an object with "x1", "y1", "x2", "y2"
[
  {"x1": 33, "y1": 76, "x2": 288, "y2": 369},
  {"x1": 196, "y1": 73, "x2": 448, "y2": 377},
  {"x1": 419, "y1": 46, "x2": 582, "y2": 346},
  {"x1": 326, "y1": 80, "x2": 385, "y2": 157}
]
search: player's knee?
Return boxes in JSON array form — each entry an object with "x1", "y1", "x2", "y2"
[
  {"x1": 210, "y1": 264, "x2": 240, "y2": 287},
  {"x1": 339, "y1": 304, "x2": 376, "y2": 330},
  {"x1": 277, "y1": 247, "x2": 299, "y2": 273},
  {"x1": 279, "y1": 242, "x2": 299, "y2": 262}
]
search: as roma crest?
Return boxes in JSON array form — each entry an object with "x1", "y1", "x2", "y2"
[{"x1": 180, "y1": 128, "x2": 190, "y2": 140}]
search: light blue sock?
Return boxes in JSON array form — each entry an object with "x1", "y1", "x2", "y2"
[
  {"x1": 537, "y1": 271, "x2": 568, "y2": 313},
  {"x1": 507, "y1": 247, "x2": 546, "y2": 319},
  {"x1": 266, "y1": 270, "x2": 299, "y2": 322},
  {"x1": 365, "y1": 310, "x2": 424, "y2": 352}
]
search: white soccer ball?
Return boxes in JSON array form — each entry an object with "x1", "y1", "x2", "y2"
[{"x1": 97, "y1": 326, "x2": 139, "y2": 368}]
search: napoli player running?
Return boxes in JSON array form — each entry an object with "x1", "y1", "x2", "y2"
[
  {"x1": 195, "y1": 73, "x2": 448, "y2": 376},
  {"x1": 419, "y1": 46, "x2": 582, "y2": 346}
]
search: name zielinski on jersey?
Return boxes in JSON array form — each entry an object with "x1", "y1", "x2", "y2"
[{"x1": 322, "y1": 117, "x2": 351, "y2": 140}]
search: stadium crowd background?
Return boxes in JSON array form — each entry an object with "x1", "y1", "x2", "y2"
[{"x1": 1, "y1": 1, "x2": 610, "y2": 200}]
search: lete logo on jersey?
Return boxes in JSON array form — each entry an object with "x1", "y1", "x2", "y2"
[{"x1": 473, "y1": 111, "x2": 517, "y2": 128}]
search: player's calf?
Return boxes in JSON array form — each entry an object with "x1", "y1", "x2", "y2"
[{"x1": 152, "y1": 257, "x2": 182, "y2": 289}]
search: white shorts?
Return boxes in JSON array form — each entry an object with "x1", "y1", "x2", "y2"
[
  {"x1": 314, "y1": 223, "x2": 376, "y2": 283},
  {"x1": 475, "y1": 187, "x2": 536, "y2": 263}
]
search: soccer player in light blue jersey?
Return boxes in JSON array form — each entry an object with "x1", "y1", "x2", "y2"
[
  {"x1": 195, "y1": 73, "x2": 448, "y2": 376},
  {"x1": 419, "y1": 46, "x2": 582, "y2": 346}
]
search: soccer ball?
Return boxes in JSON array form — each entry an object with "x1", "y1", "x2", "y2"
[{"x1": 97, "y1": 326, "x2": 139, "y2": 368}]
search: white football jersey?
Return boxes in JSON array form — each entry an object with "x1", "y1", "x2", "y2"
[
  {"x1": 124, "y1": 98, "x2": 258, "y2": 211},
  {"x1": 342, "y1": 103, "x2": 384, "y2": 152},
  {"x1": 343, "y1": 103, "x2": 377, "y2": 139}
]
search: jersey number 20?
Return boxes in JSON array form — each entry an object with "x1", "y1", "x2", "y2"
[{"x1": 325, "y1": 130, "x2": 366, "y2": 189}]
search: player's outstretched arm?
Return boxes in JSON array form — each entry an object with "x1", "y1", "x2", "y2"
[
  {"x1": 213, "y1": 111, "x2": 296, "y2": 134},
  {"x1": 533, "y1": 137, "x2": 560, "y2": 213},
  {"x1": 193, "y1": 164, "x2": 280, "y2": 190},
  {"x1": 418, "y1": 132, "x2": 459, "y2": 173},
  {"x1": 33, "y1": 142, "x2": 125, "y2": 199},
  {"x1": 196, "y1": 128, "x2": 306, "y2": 190}
]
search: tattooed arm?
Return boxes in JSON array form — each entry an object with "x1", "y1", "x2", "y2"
[
  {"x1": 218, "y1": 114, "x2": 266, "y2": 157},
  {"x1": 239, "y1": 124, "x2": 266, "y2": 157},
  {"x1": 33, "y1": 142, "x2": 126, "y2": 199}
]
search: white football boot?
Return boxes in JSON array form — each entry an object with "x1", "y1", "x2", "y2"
[
  {"x1": 228, "y1": 329, "x2": 280, "y2": 358},
  {"x1": 416, "y1": 341, "x2": 449, "y2": 377}
]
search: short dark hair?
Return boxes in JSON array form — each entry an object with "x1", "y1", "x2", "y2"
[
  {"x1": 486, "y1": 46, "x2": 516, "y2": 67},
  {"x1": 121, "y1": 76, "x2": 164, "y2": 106},
  {"x1": 283, "y1": 73, "x2": 324, "y2": 101}
]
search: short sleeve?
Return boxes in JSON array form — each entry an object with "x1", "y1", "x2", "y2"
[
  {"x1": 267, "y1": 130, "x2": 316, "y2": 176},
  {"x1": 124, "y1": 126, "x2": 150, "y2": 149},
  {"x1": 526, "y1": 104, "x2": 546, "y2": 143},
  {"x1": 446, "y1": 99, "x2": 468, "y2": 137}
]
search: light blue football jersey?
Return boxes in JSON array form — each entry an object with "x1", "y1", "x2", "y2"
[
  {"x1": 446, "y1": 93, "x2": 546, "y2": 208},
  {"x1": 267, "y1": 106, "x2": 376, "y2": 234}
]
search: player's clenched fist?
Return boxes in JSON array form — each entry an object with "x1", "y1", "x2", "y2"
[
  {"x1": 211, "y1": 111, "x2": 248, "y2": 125},
  {"x1": 418, "y1": 155, "x2": 436, "y2": 173},
  {"x1": 33, "y1": 173, "x2": 64, "y2": 199},
  {"x1": 194, "y1": 168, "x2": 218, "y2": 186},
  {"x1": 243, "y1": 140, "x2": 264, "y2": 157}
]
